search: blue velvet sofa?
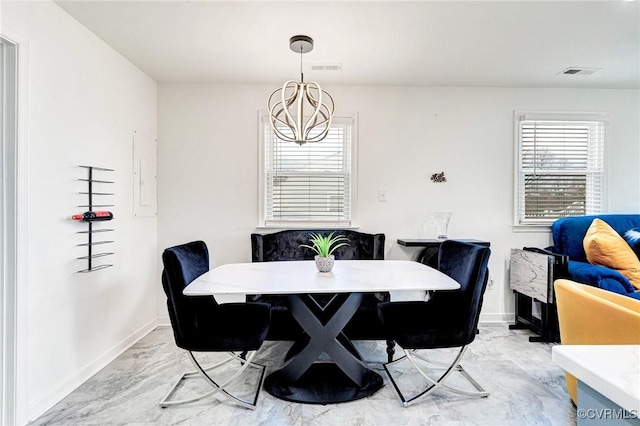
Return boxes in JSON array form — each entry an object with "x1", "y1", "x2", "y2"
[{"x1": 547, "y1": 214, "x2": 640, "y2": 300}]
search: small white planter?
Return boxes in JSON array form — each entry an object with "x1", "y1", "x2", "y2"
[{"x1": 314, "y1": 255, "x2": 335, "y2": 272}]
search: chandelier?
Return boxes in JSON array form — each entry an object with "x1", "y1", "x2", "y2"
[{"x1": 268, "y1": 35, "x2": 335, "y2": 145}]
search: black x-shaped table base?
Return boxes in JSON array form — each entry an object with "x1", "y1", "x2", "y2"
[{"x1": 263, "y1": 293, "x2": 384, "y2": 404}]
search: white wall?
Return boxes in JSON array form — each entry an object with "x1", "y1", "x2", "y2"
[
  {"x1": 158, "y1": 83, "x2": 639, "y2": 323},
  {"x1": 2, "y1": 1, "x2": 157, "y2": 422}
]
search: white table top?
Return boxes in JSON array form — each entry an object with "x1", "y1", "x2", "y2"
[
  {"x1": 552, "y1": 345, "x2": 640, "y2": 413},
  {"x1": 184, "y1": 260, "x2": 460, "y2": 302}
]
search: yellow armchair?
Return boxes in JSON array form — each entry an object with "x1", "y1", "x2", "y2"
[{"x1": 554, "y1": 279, "x2": 640, "y2": 404}]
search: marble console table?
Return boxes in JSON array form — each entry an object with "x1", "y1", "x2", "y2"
[{"x1": 553, "y1": 345, "x2": 640, "y2": 425}]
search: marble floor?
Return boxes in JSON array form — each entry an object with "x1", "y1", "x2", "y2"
[{"x1": 31, "y1": 324, "x2": 576, "y2": 426}]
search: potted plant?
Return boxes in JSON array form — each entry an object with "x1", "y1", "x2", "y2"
[{"x1": 300, "y1": 232, "x2": 350, "y2": 272}]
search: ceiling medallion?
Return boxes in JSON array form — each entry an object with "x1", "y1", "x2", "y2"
[{"x1": 268, "y1": 35, "x2": 335, "y2": 145}]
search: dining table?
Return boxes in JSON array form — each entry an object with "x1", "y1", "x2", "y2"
[{"x1": 184, "y1": 259, "x2": 460, "y2": 404}]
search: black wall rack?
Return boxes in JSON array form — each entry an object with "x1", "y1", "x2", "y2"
[{"x1": 76, "y1": 165, "x2": 115, "y2": 273}]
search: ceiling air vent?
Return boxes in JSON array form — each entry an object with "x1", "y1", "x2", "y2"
[
  {"x1": 560, "y1": 67, "x2": 601, "y2": 76},
  {"x1": 309, "y1": 64, "x2": 342, "y2": 72}
]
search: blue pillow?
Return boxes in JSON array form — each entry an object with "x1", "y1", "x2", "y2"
[{"x1": 623, "y1": 227, "x2": 640, "y2": 260}]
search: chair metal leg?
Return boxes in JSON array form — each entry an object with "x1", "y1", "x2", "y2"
[
  {"x1": 383, "y1": 345, "x2": 489, "y2": 407},
  {"x1": 159, "y1": 350, "x2": 267, "y2": 410}
]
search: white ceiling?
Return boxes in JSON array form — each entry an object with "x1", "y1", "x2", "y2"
[{"x1": 55, "y1": 0, "x2": 640, "y2": 89}]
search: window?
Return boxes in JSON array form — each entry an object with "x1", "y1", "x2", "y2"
[
  {"x1": 259, "y1": 113, "x2": 357, "y2": 227},
  {"x1": 514, "y1": 112, "x2": 606, "y2": 226}
]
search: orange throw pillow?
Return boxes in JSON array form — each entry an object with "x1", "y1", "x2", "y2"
[{"x1": 584, "y1": 218, "x2": 640, "y2": 290}]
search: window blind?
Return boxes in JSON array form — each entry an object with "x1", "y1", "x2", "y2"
[
  {"x1": 516, "y1": 119, "x2": 605, "y2": 225},
  {"x1": 264, "y1": 120, "x2": 352, "y2": 225}
]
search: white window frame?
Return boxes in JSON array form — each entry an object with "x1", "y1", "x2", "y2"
[
  {"x1": 257, "y1": 111, "x2": 358, "y2": 229},
  {"x1": 513, "y1": 111, "x2": 607, "y2": 227}
]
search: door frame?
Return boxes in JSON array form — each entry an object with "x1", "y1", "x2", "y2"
[{"x1": 1, "y1": 31, "x2": 29, "y2": 426}]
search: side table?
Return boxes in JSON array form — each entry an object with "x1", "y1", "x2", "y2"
[
  {"x1": 397, "y1": 239, "x2": 491, "y2": 267},
  {"x1": 508, "y1": 248, "x2": 568, "y2": 343}
]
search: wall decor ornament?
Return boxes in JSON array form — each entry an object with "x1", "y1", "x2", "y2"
[{"x1": 430, "y1": 172, "x2": 447, "y2": 183}]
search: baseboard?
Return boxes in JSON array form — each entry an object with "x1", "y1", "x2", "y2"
[
  {"x1": 159, "y1": 313, "x2": 514, "y2": 327},
  {"x1": 159, "y1": 311, "x2": 515, "y2": 326},
  {"x1": 157, "y1": 315, "x2": 171, "y2": 327},
  {"x1": 27, "y1": 318, "x2": 158, "y2": 423},
  {"x1": 479, "y1": 313, "x2": 515, "y2": 324}
]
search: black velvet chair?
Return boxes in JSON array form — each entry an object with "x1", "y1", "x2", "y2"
[
  {"x1": 249, "y1": 229, "x2": 396, "y2": 362},
  {"x1": 378, "y1": 240, "x2": 491, "y2": 407},
  {"x1": 160, "y1": 241, "x2": 271, "y2": 409}
]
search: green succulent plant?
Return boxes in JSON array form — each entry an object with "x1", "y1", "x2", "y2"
[{"x1": 300, "y1": 232, "x2": 350, "y2": 258}]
